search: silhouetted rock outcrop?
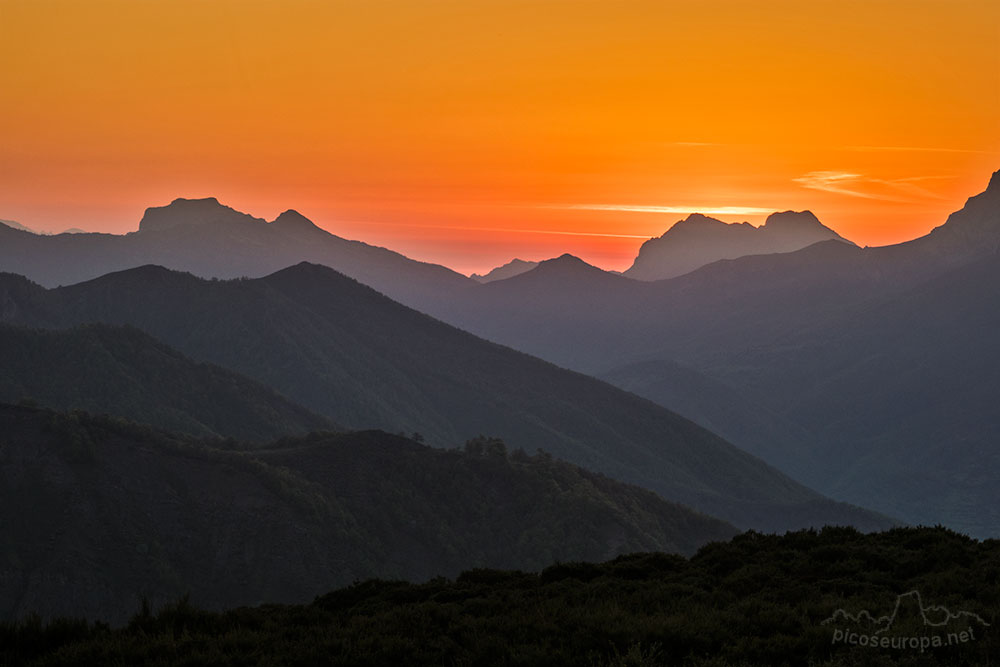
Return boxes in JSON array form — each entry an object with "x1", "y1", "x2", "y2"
[
  {"x1": 137, "y1": 197, "x2": 264, "y2": 233},
  {"x1": 624, "y1": 210, "x2": 853, "y2": 281},
  {"x1": 0, "y1": 197, "x2": 474, "y2": 313}
]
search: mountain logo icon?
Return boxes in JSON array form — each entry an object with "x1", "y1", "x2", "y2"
[{"x1": 822, "y1": 590, "x2": 989, "y2": 652}]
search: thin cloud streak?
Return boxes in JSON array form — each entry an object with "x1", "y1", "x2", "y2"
[
  {"x1": 792, "y1": 171, "x2": 947, "y2": 202},
  {"x1": 481, "y1": 227, "x2": 651, "y2": 239},
  {"x1": 342, "y1": 218, "x2": 651, "y2": 239},
  {"x1": 846, "y1": 145, "x2": 997, "y2": 155},
  {"x1": 793, "y1": 172, "x2": 895, "y2": 201},
  {"x1": 554, "y1": 204, "x2": 774, "y2": 216}
]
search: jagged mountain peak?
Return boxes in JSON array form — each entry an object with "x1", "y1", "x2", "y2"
[
  {"x1": 987, "y1": 168, "x2": 1000, "y2": 193},
  {"x1": 923, "y1": 168, "x2": 1000, "y2": 245},
  {"x1": 138, "y1": 197, "x2": 265, "y2": 233},
  {"x1": 763, "y1": 210, "x2": 822, "y2": 229},
  {"x1": 625, "y1": 208, "x2": 852, "y2": 280},
  {"x1": 675, "y1": 213, "x2": 729, "y2": 226},
  {"x1": 666, "y1": 213, "x2": 751, "y2": 234}
]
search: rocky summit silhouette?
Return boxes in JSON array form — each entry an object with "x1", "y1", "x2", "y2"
[
  {"x1": 623, "y1": 210, "x2": 854, "y2": 281},
  {"x1": 0, "y1": 197, "x2": 474, "y2": 314},
  {"x1": 136, "y1": 196, "x2": 264, "y2": 233}
]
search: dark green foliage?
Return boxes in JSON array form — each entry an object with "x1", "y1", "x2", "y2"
[
  {"x1": 464, "y1": 435, "x2": 508, "y2": 457},
  {"x1": 2, "y1": 527, "x2": 995, "y2": 666},
  {"x1": 0, "y1": 403, "x2": 735, "y2": 625}
]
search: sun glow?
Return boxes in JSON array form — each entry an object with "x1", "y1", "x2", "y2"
[
  {"x1": 0, "y1": 0, "x2": 997, "y2": 274},
  {"x1": 556, "y1": 205, "x2": 778, "y2": 217}
]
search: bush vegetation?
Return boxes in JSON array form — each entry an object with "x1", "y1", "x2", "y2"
[{"x1": 2, "y1": 526, "x2": 995, "y2": 666}]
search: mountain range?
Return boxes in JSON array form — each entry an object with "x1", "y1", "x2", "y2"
[
  {"x1": 0, "y1": 197, "x2": 475, "y2": 315},
  {"x1": 470, "y1": 258, "x2": 540, "y2": 282},
  {"x1": 419, "y1": 170, "x2": 1000, "y2": 537},
  {"x1": 2, "y1": 171, "x2": 996, "y2": 547},
  {"x1": 0, "y1": 219, "x2": 86, "y2": 235},
  {"x1": 0, "y1": 263, "x2": 891, "y2": 533},
  {"x1": 0, "y1": 219, "x2": 34, "y2": 234},
  {"x1": 0, "y1": 198, "x2": 856, "y2": 312},
  {"x1": 623, "y1": 210, "x2": 854, "y2": 281}
]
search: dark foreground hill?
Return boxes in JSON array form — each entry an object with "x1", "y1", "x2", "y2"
[
  {"x1": 0, "y1": 266, "x2": 893, "y2": 532},
  {"x1": 0, "y1": 323, "x2": 335, "y2": 441},
  {"x1": 0, "y1": 404, "x2": 736, "y2": 624},
  {"x1": 4, "y1": 526, "x2": 995, "y2": 666}
]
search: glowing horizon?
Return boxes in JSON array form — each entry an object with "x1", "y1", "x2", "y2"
[{"x1": 1, "y1": 0, "x2": 998, "y2": 275}]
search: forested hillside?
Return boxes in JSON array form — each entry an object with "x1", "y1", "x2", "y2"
[{"x1": 0, "y1": 404, "x2": 735, "y2": 624}]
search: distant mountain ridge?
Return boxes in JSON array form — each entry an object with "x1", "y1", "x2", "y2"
[
  {"x1": 0, "y1": 322, "x2": 336, "y2": 441},
  {"x1": 0, "y1": 219, "x2": 36, "y2": 234},
  {"x1": 0, "y1": 220, "x2": 86, "y2": 235},
  {"x1": 418, "y1": 169, "x2": 1000, "y2": 537},
  {"x1": 0, "y1": 197, "x2": 859, "y2": 313},
  {"x1": 624, "y1": 210, "x2": 854, "y2": 281},
  {"x1": 0, "y1": 197, "x2": 474, "y2": 314},
  {"x1": 4, "y1": 174, "x2": 995, "y2": 536},
  {"x1": 470, "y1": 258, "x2": 539, "y2": 283},
  {"x1": 0, "y1": 262, "x2": 894, "y2": 533}
]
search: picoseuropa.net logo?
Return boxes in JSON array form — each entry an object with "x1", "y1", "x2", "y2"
[{"x1": 821, "y1": 590, "x2": 989, "y2": 652}]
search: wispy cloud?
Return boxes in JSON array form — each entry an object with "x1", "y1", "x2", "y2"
[
  {"x1": 552, "y1": 204, "x2": 774, "y2": 216},
  {"x1": 846, "y1": 145, "x2": 996, "y2": 155},
  {"x1": 793, "y1": 172, "x2": 890, "y2": 200},
  {"x1": 479, "y1": 226, "x2": 650, "y2": 239},
  {"x1": 352, "y1": 218, "x2": 652, "y2": 239},
  {"x1": 792, "y1": 171, "x2": 948, "y2": 202},
  {"x1": 892, "y1": 175, "x2": 955, "y2": 182}
]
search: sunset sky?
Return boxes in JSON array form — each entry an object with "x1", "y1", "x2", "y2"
[{"x1": 2, "y1": 0, "x2": 998, "y2": 275}]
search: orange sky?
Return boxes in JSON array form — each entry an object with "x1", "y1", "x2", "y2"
[{"x1": 1, "y1": 0, "x2": 998, "y2": 275}]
